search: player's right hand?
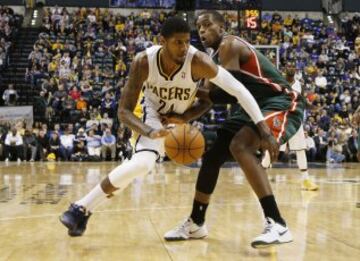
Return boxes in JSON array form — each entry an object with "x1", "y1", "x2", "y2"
[
  {"x1": 257, "y1": 121, "x2": 279, "y2": 162},
  {"x1": 148, "y1": 128, "x2": 170, "y2": 139}
]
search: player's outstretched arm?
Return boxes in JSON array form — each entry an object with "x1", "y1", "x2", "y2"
[
  {"x1": 118, "y1": 52, "x2": 168, "y2": 139},
  {"x1": 192, "y1": 51, "x2": 279, "y2": 161}
]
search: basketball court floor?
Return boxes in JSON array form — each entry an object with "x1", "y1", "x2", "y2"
[{"x1": 0, "y1": 161, "x2": 359, "y2": 260}]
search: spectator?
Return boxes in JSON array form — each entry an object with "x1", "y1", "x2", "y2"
[
  {"x1": 347, "y1": 129, "x2": 359, "y2": 162},
  {"x1": 315, "y1": 71, "x2": 327, "y2": 94},
  {"x1": 52, "y1": 84, "x2": 67, "y2": 115},
  {"x1": 86, "y1": 113, "x2": 100, "y2": 129},
  {"x1": 304, "y1": 131, "x2": 316, "y2": 162},
  {"x1": 86, "y1": 129, "x2": 101, "y2": 157},
  {"x1": 37, "y1": 129, "x2": 49, "y2": 161},
  {"x1": 116, "y1": 128, "x2": 132, "y2": 162},
  {"x1": 2, "y1": 84, "x2": 18, "y2": 106},
  {"x1": 72, "y1": 128, "x2": 87, "y2": 160},
  {"x1": 23, "y1": 129, "x2": 37, "y2": 162},
  {"x1": 100, "y1": 112, "x2": 113, "y2": 128},
  {"x1": 314, "y1": 128, "x2": 328, "y2": 161},
  {"x1": 101, "y1": 92, "x2": 116, "y2": 117},
  {"x1": 4, "y1": 128, "x2": 23, "y2": 162},
  {"x1": 327, "y1": 139, "x2": 345, "y2": 163},
  {"x1": 69, "y1": 86, "x2": 81, "y2": 101},
  {"x1": 60, "y1": 127, "x2": 75, "y2": 160},
  {"x1": 319, "y1": 110, "x2": 331, "y2": 131},
  {"x1": 76, "y1": 95, "x2": 88, "y2": 111},
  {"x1": 101, "y1": 128, "x2": 116, "y2": 160},
  {"x1": 101, "y1": 80, "x2": 113, "y2": 96},
  {"x1": 49, "y1": 131, "x2": 60, "y2": 160}
]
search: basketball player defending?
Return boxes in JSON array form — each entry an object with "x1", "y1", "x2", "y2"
[
  {"x1": 59, "y1": 17, "x2": 277, "y2": 237},
  {"x1": 261, "y1": 62, "x2": 319, "y2": 191},
  {"x1": 164, "y1": 11, "x2": 304, "y2": 248}
]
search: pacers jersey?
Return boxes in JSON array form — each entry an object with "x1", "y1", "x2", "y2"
[{"x1": 143, "y1": 45, "x2": 198, "y2": 115}]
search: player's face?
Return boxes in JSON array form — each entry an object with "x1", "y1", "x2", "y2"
[
  {"x1": 355, "y1": 37, "x2": 360, "y2": 56},
  {"x1": 196, "y1": 14, "x2": 223, "y2": 49},
  {"x1": 161, "y1": 33, "x2": 190, "y2": 64}
]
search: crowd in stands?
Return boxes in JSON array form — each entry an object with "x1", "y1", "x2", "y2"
[
  {"x1": 0, "y1": 6, "x2": 22, "y2": 73},
  {"x1": 0, "y1": 7, "x2": 359, "y2": 163}
]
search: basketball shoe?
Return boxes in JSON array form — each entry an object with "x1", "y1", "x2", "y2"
[
  {"x1": 164, "y1": 218, "x2": 208, "y2": 241},
  {"x1": 59, "y1": 203, "x2": 92, "y2": 237},
  {"x1": 301, "y1": 179, "x2": 319, "y2": 191},
  {"x1": 251, "y1": 217, "x2": 293, "y2": 248}
]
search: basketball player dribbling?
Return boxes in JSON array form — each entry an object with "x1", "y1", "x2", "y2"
[
  {"x1": 262, "y1": 61, "x2": 319, "y2": 191},
  {"x1": 59, "y1": 17, "x2": 278, "y2": 237},
  {"x1": 164, "y1": 11, "x2": 305, "y2": 248}
]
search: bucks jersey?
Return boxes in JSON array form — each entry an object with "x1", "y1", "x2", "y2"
[
  {"x1": 142, "y1": 45, "x2": 198, "y2": 116},
  {"x1": 211, "y1": 35, "x2": 291, "y2": 102},
  {"x1": 213, "y1": 35, "x2": 305, "y2": 145}
]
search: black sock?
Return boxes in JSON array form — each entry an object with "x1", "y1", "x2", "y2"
[
  {"x1": 190, "y1": 200, "x2": 208, "y2": 226},
  {"x1": 259, "y1": 195, "x2": 286, "y2": 226}
]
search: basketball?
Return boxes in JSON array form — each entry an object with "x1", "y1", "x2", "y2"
[{"x1": 164, "y1": 124, "x2": 205, "y2": 165}]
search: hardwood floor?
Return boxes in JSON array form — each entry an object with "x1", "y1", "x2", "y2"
[{"x1": 0, "y1": 161, "x2": 359, "y2": 260}]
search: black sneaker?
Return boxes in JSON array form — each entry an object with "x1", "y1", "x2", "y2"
[
  {"x1": 59, "y1": 204, "x2": 91, "y2": 236},
  {"x1": 68, "y1": 212, "x2": 92, "y2": 237}
]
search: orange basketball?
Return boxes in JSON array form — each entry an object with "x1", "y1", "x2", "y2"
[{"x1": 164, "y1": 124, "x2": 205, "y2": 165}]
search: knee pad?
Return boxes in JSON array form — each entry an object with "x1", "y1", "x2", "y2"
[{"x1": 108, "y1": 151, "x2": 157, "y2": 189}]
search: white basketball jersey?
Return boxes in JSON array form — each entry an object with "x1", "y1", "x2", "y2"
[{"x1": 142, "y1": 45, "x2": 199, "y2": 115}]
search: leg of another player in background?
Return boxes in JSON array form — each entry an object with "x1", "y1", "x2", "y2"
[
  {"x1": 262, "y1": 143, "x2": 286, "y2": 169},
  {"x1": 297, "y1": 149, "x2": 319, "y2": 191}
]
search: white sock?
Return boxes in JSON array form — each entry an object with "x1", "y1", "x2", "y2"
[
  {"x1": 301, "y1": 170, "x2": 309, "y2": 180},
  {"x1": 296, "y1": 150, "x2": 309, "y2": 180},
  {"x1": 75, "y1": 184, "x2": 107, "y2": 212},
  {"x1": 75, "y1": 151, "x2": 157, "y2": 212}
]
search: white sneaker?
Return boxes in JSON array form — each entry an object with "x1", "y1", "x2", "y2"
[
  {"x1": 164, "y1": 218, "x2": 208, "y2": 241},
  {"x1": 17, "y1": 158, "x2": 21, "y2": 163},
  {"x1": 251, "y1": 217, "x2": 293, "y2": 248},
  {"x1": 5, "y1": 158, "x2": 9, "y2": 162}
]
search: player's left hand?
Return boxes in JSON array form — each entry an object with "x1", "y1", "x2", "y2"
[{"x1": 161, "y1": 113, "x2": 187, "y2": 125}]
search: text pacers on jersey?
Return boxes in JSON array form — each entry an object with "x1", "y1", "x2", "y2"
[{"x1": 146, "y1": 84, "x2": 191, "y2": 101}]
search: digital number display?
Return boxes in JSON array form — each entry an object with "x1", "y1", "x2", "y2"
[{"x1": 244, "y1": 9, "x2": 260, "y2": 30}]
